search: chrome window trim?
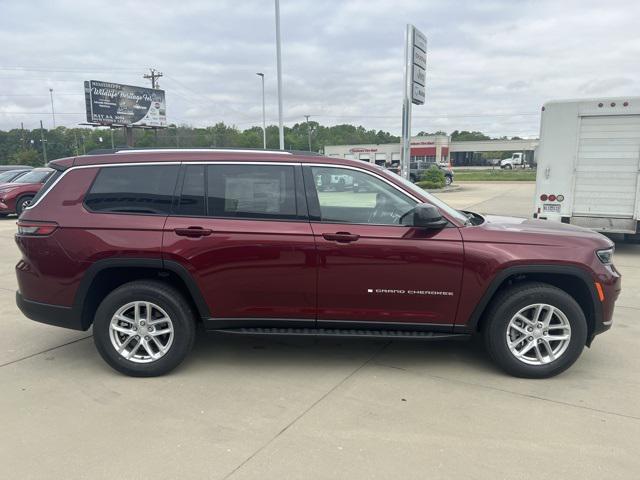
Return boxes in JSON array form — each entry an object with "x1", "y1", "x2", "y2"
[{"x1": 27, "y1": 161, "x2": 420, "y2": 211}]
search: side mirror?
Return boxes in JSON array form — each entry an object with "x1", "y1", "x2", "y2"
[{"x1": 406, "y1": 203, "x2": 448, "y2": 229}]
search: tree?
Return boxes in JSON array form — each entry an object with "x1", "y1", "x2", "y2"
[{"x1": 9, "y1": 149, "x2": 41, "y2": 167}]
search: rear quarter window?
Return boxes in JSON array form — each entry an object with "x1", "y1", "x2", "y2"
[
  {"x1": 29, "y1": 170, "x2": 61, "y2": 206},
  {"x1": 84, "y1": 165, "x2": 179, "y2": 215}
]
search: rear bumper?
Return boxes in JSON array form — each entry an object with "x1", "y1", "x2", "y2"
[{"x1": 16, "y1": 291, "x2": 85, "y2": 331}]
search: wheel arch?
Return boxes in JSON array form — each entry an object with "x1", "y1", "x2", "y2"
[
  {"x1": 74, "y1": 258, "x2": 209, "y2": 330},
  {"x1": 469, "y1": 265, "x2": 601, "y2": 345}
]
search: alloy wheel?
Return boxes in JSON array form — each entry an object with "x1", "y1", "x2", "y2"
[
  {"x1": 109, "y1": 301, "x2": 174, "y2": 363},
  {"x1": 506, "y1": 303, "x2": 571, "y2": 366}
]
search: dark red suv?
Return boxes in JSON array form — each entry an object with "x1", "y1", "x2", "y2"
[{"x1": 15, "y1": 149, "x2": 621, "y2": 377}]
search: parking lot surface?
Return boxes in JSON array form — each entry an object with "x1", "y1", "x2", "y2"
[{"x1": 1, "y1": 181, "x2": 639, "y2": 479}]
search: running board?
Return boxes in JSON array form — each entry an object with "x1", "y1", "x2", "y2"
[{"x1": 209, "y1": 327, "x2": 470, "y2": 341}]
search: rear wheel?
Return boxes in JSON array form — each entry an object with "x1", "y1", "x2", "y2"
[
  {"x1": 445, "y1": 175, "x2": 452, "y2": 186},
  {"x1": 16, "y1": 195, "x2": 33, "y2": 216},
  {"x1": 93, "y1": 280, "x2": 196, "y2": 377},
  {"x1": 483, "y1": 282, "x2": 587, "y2": 378}
]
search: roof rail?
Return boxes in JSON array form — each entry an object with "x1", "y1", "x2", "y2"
[{"x1": 85, "y1": 147, "x2": 324, "y2": 156}]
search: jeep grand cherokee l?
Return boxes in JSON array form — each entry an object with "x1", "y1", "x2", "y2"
[{"x1": 15, "y1": 149, "x2": 621, "y2": 378}]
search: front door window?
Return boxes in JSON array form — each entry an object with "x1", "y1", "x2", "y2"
[{"x1": 310, "y1": 166, "x2": 415, "y2": 225}]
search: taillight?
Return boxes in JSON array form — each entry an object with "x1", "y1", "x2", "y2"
[
  {"x1": 557, "y1": 194, "x2": 564, "y2": 202},
  {"x1": 548, "y1": 194, "x2": 557, "y2": 201},
  {"x1": 17, "y1": 221, "x2": 58, "y2": 236},
  {"x1": 540, "y1": 194, "x2": 548, "y2": 201}
]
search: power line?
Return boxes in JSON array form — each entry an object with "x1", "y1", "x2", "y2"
[{"x1": 0, "y1": 66, "x2": 141, "y2": 73}]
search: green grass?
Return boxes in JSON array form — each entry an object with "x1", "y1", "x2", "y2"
[{"x1": 453, "y1": 169, "x2": 536, "y2": 181}]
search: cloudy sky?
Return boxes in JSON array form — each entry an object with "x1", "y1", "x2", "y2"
[{"x1": 1, "y1": 0, "x2": 639, "y2": 137}]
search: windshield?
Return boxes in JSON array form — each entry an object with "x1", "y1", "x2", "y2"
[
  {"x1": 14, "y1": 169, "x2": 51, "y2": 184},
  {"x1": 380, "y1": 166, "x2": 469, "y2": 224},
  {"x1": 0, "y1": 170, "x2": 27, "y2": 183}
]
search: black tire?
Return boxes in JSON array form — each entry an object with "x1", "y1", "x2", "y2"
[
  {"x1": 504, "y1": 164, "x2": 513, "y2": 170},
  {"x1": 483, "y1": 282, "x2": 587, "y2": 378},
  {"x1": 445, "y1": 175, "x2": 452, "y2": 186},
  {"x1": 93, "y1": 280, "x2": 196, "y2": 377},
  {"x1": 16, "y1": 195, "x2": 34, "y2": 216}
]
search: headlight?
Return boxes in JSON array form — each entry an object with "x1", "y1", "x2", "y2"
[{"x1": 596, "y1": 247, "x2": 614, "y2": 265}]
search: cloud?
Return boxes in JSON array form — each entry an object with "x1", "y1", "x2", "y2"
[{"x1": 0, "y1": 0, "x2": 638, "y2": 138}]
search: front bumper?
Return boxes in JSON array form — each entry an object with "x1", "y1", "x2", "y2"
[{"x1": 16, "y1": 291, "x2": 85, "y2": 331}]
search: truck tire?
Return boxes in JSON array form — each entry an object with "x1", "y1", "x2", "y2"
[
  {"x1": 93, "y1": 280, "x2": 196, "y2": 377},
  {"x1": 483, "y1": 282, "x2": 587, "y2": 378},
  {"x1": 504, "y1": 164, "x2": 513, "y2": 170}
]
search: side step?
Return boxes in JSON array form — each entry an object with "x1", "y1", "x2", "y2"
[{"x1": 209, "y1": 327, "x2": 470, "y2": 341}]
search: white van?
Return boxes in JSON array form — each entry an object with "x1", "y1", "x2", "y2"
[{"x1": 534, "y1": 97, "x2": 640, "y2": 237}]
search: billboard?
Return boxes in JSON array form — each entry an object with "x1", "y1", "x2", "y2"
[{"x1": 84, "y1": 80, "x2": 167, "y2": 127}]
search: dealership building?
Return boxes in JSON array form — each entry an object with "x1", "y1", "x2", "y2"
[{"x1": 323, "y1": 135, "x2": 539, "y2": 167}]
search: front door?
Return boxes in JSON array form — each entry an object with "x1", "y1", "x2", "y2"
[
  {"x1": 163, "y1": 162, "x2": 317, "y2": 325},
  {"x1": 303, "y1": 165, "x2": 463, "y2": 329}
]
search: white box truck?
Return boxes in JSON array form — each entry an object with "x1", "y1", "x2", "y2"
[{"x1": 534, "y1": 97, "x2": 640, "y2": 237}]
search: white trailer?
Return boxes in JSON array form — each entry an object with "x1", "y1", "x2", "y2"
[{"x1": 534, "y1": 97, "x2": 640, "y2": 236}]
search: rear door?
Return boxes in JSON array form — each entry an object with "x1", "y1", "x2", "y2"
[
  {"x1": 163, "y1": 162, "x2": 317, "y2": 326},
  {"x1": 573, "y1": 115, "x2": 640, "y2": 217}
]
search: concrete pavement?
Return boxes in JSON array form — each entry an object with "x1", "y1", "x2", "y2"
[{"x1": 1, "y1": 182, "x2": 639, "y2": 480}]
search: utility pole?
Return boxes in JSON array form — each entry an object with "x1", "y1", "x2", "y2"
[
  {"x1": 143, "y1": 68, "x2": 163, "y2": 89},
  {"x1": 256, "y1": 73, "x2": 266, "y2": 149},
  {"x1": 304, "y1": 115, "x2": 312, "y2": 151},
  {"x1": 274, "y1": 0, "x2": 284, "y2": 150},
  {"x1": 49, "y1": 88, "x2": 56, "y2": 128},
  {"x1": 39, "y1": 120, "x2": 47, "y2": 164},
  {"x1": 110, "y1": 128, "x2": 115, "y2": 149},
  {"x1": 20, "y1": 122, "x2": 25, "y2": 149}
]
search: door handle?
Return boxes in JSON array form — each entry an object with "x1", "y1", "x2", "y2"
[
  {"x1": 174, "y1": 227, "x2": 213, "y2": 238},
  {"x1": 322, "y1": 232, "x2": 360, "y2": 243}
]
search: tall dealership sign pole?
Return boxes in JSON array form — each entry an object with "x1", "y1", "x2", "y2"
[
  {"x1": 275, "y1": 0, "x2": 285, "y2": 150},
  {"x1": 400, "y1": 24, "x2": 427, "y2": 180}
]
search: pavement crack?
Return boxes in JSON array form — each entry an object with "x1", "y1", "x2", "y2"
[
  {"x1": 0, "y1": 336, "x2": 92, "y2": 368},
  {"x1": 375, "y1": 362, "x2": 640, "y2": 422},
  {"x1": 222, "y1": 341, "x2": 391, "y2": 480}
]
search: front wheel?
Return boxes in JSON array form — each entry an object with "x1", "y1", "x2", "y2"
[
  {"x1": 483, "y1": 282, "x2": 587, "y2": 378},
  {"x1": 93, "y1": 280, "x2": 196, "y2": 377},
  {"x1": 445, "y1": 175, "x2": 452, "y2": 186}
]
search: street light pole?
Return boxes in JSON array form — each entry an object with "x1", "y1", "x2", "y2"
[
  {"x1": 274, "y1": 0, "x2": 284, "y2": 150},
  {"x1": 49, "y1": 88, "x2": 56, "y2": 128},
  {"x1": 256, "y1": 73, "x2": 266, "y2": 149},
  {"x1": 39, "y1": 120, "x2": 47, "y2": 164},
  {"x1": 304, "y1": 115, "x2": 312, "y2": 151}
]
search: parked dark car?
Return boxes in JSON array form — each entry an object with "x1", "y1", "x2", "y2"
[
  {"x1": 0, "y1": 164, "x2": 33, "y2": 173},
  {"x1": 0, "y1": 169, "x2": 32, "y2": 185},
  {"x1": 0, "y1": 168, "x2": 54, "y2": 216},
  {"x1": 16, "y1": 149, "x2": 620, "y2": 378},
  {"x1": 409, "y1": 161, "x2": 454, "y2": 185}
]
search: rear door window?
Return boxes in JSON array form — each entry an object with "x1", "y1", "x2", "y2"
[
  {"x1": 84, "y1": 165, "x2": 179, "y2": 215},
  {"x1": 207, "y1": 164, "x2": 298, "y2": 220}
]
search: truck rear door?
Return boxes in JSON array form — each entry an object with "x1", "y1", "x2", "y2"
[{"x1": 572, "y1": 115, "x2": 640, "y2": 218}]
